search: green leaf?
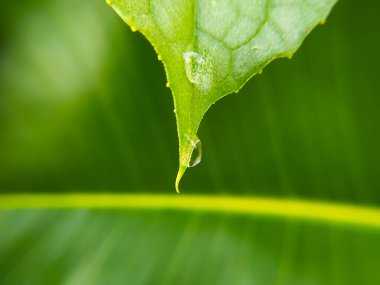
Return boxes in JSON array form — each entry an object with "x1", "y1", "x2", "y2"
[
  {"x1": 107, "y1": 0, "x2": 337, "y2": 191},
  {"x1": 1, "y1": 207, "x2": 380, "y2": 285}
]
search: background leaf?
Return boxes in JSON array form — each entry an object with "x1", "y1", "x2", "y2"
[
  {"x1": 0, "y1": 0, "x2": 379, "y2": 284},
  {"x1": 0, "y1": 209, "x2": 380, "y2": 285},
  {"x1": 108, "y1": 0, "x2": 337, "y2": 188}
]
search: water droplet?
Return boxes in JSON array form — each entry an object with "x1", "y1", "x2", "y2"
[
  {"x1": 183, "y1": 51, "x2": 213, "y2": 92},
  {"x1": 131, "y1": 26, "x2": 137, "y2": 32},
  {"x1": 106, "y1": 0, "x2": 112, "y2": 5},
  {"x1": 166, "y1": 82, "x2": 170, "y2": 88},
  {"x1": 158, "y1": 54, "x2": 162, "y2": 61},
  {"x1": 186, "y1": 136, "x2": 202, "y2": 167},
  {"x1": 319, "y1": 19, "x2": 326, "y2": 25}
]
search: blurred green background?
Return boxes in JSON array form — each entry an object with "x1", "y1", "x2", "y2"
[{"x1": 0, "y1": 0, "x2": 379, "y2": 284}]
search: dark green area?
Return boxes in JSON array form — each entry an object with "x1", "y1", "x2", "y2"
[
  {"x1": 0, "y1": 0, "x2": 379, "y2": 284},
  {"x1": 0, "y1": 0, "x2": 379, "y2": 204}
]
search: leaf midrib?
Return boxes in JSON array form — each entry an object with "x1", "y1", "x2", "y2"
[{"x1": 1, "y1": 193, "x2": 379, "y2": 230}]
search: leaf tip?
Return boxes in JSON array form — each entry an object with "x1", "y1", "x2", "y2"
[
  {"x1": 175, "y1": 165, "x2": 187, "y2": 193},
  {"x1": 175, "y1": 172, "x2": 182, "y2": 193}
]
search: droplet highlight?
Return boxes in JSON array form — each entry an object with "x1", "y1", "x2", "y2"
[
  {"x1": 183, "y1": 51, "x2": 213, "y2": 92},
  {"x1": 187, "y1": 137, "x2": 202, "y2": 167}
]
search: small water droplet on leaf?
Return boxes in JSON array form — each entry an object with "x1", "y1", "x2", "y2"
[
  {"x1": 183, "y1": 51, "x2": 213, "y2": 92},
  {"x1": 188, "y1": 138, "x2": 202, "y2": 168}
]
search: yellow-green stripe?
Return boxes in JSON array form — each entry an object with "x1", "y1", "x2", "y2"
[{"x1": 0, "y1": 194, "x2": 379, "y2": 229}]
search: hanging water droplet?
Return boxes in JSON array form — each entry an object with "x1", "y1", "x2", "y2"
[
  {"x1": 158, "y1": 54, "x2": 162, "y2": 61},
  {"x1": 131, "y1": 26, "x2": 137, "y2": 32},
  {"x1": 183, "y1": 51, "x2": 213, "y2": 92},
  {"x1": 187, "y1": 137, "x2": 202, "y2": 167}
]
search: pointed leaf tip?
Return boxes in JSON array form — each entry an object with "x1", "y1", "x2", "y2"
[{"x1": 175, "y1": 166, "x2": 186, "y2": 193}]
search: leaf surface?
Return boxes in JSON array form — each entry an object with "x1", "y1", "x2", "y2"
[{"x1": 107, "y1": 0, "x2": 337, "y2": 191}]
